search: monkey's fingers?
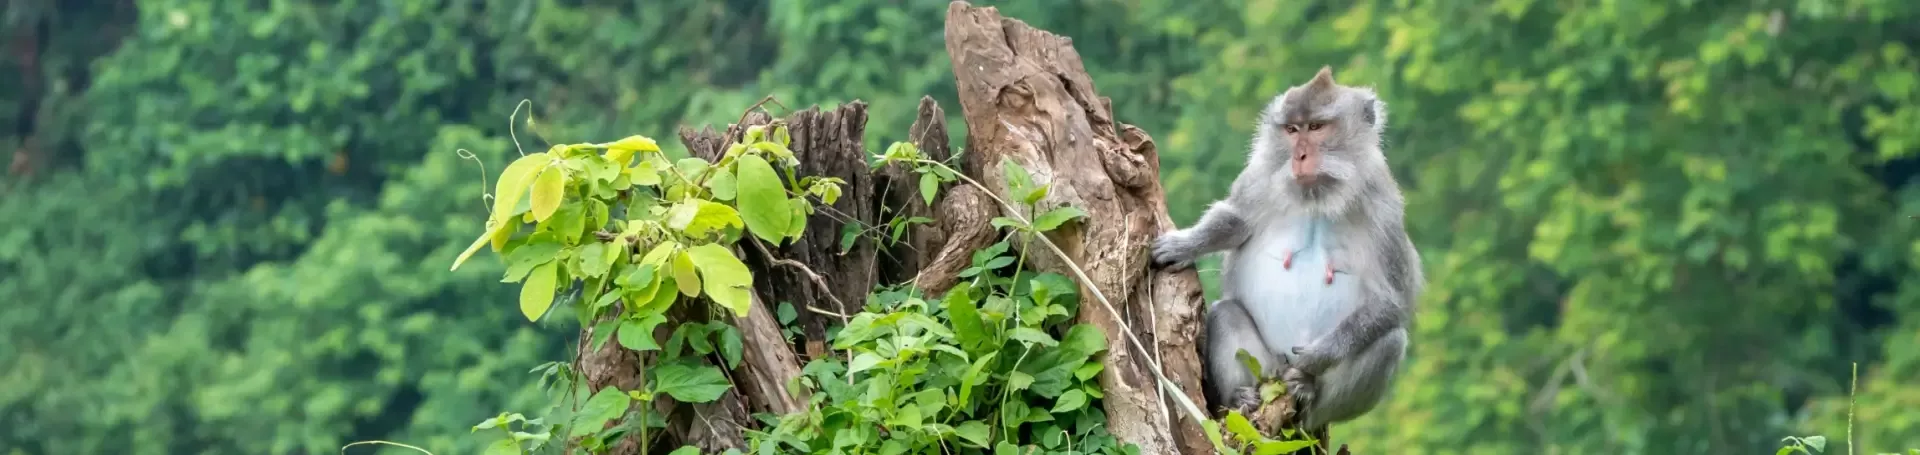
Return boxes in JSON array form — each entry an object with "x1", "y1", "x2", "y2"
[
  {"x1": 1324, "y1": 263, "x2": 1335, "y2": 285},
  {"x1": 1282, "y1": 251, "x2": 1295, "y2": 270}
]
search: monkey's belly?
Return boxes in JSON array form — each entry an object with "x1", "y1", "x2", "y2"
[{"x1": 1221, "y1": 221, "x2": 1362, "y2": 356}]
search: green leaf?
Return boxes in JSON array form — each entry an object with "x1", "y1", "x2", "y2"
[
  {"x1": 579, "y1": 243, "x2": 613, "y2": 278},
  {"x1": 943, "y1": 282, "x2": 990, "y2": 353},
  {"x1": 1252, "y1": 439, "x2": 1318, "y2": 454},
  {"x1": 671, "y1": 251, "x2": 701, "y2": 297},
  {"x1": 955, "y1": 421, "x2": 991, "y2": 448},
  {"x1": 999, "y1": 158, "x2": 1035, "y2": 196},
  {"x1": 520, "y1": 261, "x2": 559, "y2": 322},
  {"x1": 530, "y1": 165, "x2": 566, "y2": 222},
  {"x1": 667, "y1": 446, "x2": 702, "y2": 455},
  {"x1": 848, "y1": 352, "x2": 886, "y2": 376},
  {"x1": 501, "y1": 238, "x2": 564, "y2": 282},
  {"x1": 1236, "y1": 349, "x2": 1266, "y2": 381},
  {"x1": 483, "y1": 439, "x2": 520, "y2": 455},
  {"x1": 1010, "y1": 327, "x2": 1058, "y2": 347},
  {"x1": 677, "y1": 201, "x2": 745, "y2": 237},
  {"x1": 919, "y1": 172, "x2": 939, "y2": 205},
  {"x1": 652, "y1": 363, "x2": 731, "y2": 403},
  {"x1": 707, "y1": 167, "x2": 738, "y2": 201},
  {"x1": 630, "y1": 158, "x2": 663, "y2": 186},
  {"x1": 1009, "y1": 371, "x2": 1035, "y2": 391},
  {"x1": 958, "y1": 351, "x2": 998, "y2": 407},
  {"x1": 1803, "y1": 436, "x2": 1826, "y2": 452},
  {"x1": 734, "y1": 154, "x2": 792, "y2": 245},
  {"x1": 609, "y1": 135, "x2": 661, "y2": 154},
  {"x1": 1050, "y1": 389, "x2": 1088, "y2": 413},
  {"x1": 1032, "y1": 206, "x2": 1088, "y2": 232},
  {"x1": 1073, "y1": 360, "x2": 1104, "y2": 381},
  {"x1": 685, "y1": 243, "x2": 754, "y2": 317},
  {"x1": 493, "y1": 153, "x2": 552, "y2": 224},
  {"x1": 618, "y1": 314, "x2": 666, "y2": 351},
  {"x1": 570, "y1": 386, "x2": 632, "y2": 437},
  {"x1": 716, "y1": 325, "x2": 743, "y2": 369},
  {"x1": 1224, "y1": 411, "x2": 1263, "y2": 443}
]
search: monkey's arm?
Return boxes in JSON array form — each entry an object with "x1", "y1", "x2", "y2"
[
  {"x1": 1292, "y1": 221, "x2": 1420, "y2": 374},
  {"x1": 1150, "y1": 200, "x2": 1254, "y2": 268}
]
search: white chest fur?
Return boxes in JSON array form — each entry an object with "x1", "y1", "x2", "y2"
[{"x1": 1220, "y1": 214, "x2": 1363, "y2": 355}]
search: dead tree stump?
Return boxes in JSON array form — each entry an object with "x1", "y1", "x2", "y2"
[{"x1": 941, "y1": 2, "x2": 1213, "y2": 453}]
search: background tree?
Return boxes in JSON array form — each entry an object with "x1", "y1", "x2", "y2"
[{"x1": 2, "y1": 0, "x2": 1917, "y2": 453}]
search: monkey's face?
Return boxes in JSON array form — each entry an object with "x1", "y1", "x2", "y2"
[{"x1": 1259, "y1": 67, "x2": 1385, "y2": 196}]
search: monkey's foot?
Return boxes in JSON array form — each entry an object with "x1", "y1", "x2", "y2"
[{"x1": 1230, "y1": 386, "x2": 1262, "y2": 415}]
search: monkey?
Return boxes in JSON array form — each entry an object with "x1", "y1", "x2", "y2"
[{"x1": 1151, "y1": 66, "x2": 1423, "y2": 432}]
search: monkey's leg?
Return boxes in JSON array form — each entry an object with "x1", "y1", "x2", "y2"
[
  {"x1": 1205, "y1": 298, "x2": 1280, "y2": 414},
  {"x1": 1296, "y1": 327, "x2": 1408, "y2": 430}
]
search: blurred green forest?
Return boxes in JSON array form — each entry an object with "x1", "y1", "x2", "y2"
[{"x1": 2, "y1": 0, "x2": 1917, "y2": 453}]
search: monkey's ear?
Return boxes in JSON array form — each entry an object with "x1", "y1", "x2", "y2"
[
  {"x1": 1364, "y1": 95, "x2": 1388, "y2": 132},
  {"x1": 1309, "y1": 66, "x2": 1337, "y2": 89}
]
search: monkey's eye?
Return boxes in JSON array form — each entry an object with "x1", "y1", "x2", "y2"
[
  {"x1": 1307, "y1": 122, "x2": 1326, "y2": 131},
  {"x1": 1283, "y1": 124, "x2": 1300, "y2": 134}
]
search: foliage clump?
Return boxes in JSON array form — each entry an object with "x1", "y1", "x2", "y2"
[{"x1": 445, "y1": 113, "x2": 1154, "y2": 454}]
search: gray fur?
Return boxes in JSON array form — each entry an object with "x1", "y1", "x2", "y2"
[{"x1": 1151, "y1": 66, "x2": 1423, "y2": 430}]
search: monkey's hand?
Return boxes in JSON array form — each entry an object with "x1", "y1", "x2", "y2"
[
  {"x1": 1289, "y1": 345, "x2": 1335, "y2": 376},
  {"x1": 1150, "y1": 231, "x2": 1199, "y2": 269},
  {"x1": 1282, "y1": 366, "x2": 1318, "y2": 411}
]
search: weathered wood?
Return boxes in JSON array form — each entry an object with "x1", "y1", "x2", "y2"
[
  {"x1": 941, "y1": 2, "x2": 1212, "y2": 453},
  {"x1": 874, "y1": 97, "x2": 957, "y2": 286}
]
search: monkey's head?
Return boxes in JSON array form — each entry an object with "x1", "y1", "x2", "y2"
[{"x1": 1253, "y1": 66, "x2": 1388, "y2": 207}]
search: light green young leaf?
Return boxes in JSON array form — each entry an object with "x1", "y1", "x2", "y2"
[
  {"x1": 651, "y1": 363, "x2": 731, "y2": 403},
  {"x1": 679, "y1": 201, "x2": 745, "y2": 237},
  {"x1": 671, "y1": 251, "x2": 701, "y2": 297},
  {"x1": 1032, "y1": 206, "x2": 1088, "y2": 232},
  {"x1": 493, "y1": 153, "x2": 552, "y2": 224},
  {"x1": 608, "y1": 135, "x2": 661, "y2": 155},
  {"x1": 530, "y1": 165, "x2": 566, "y2": 222},
  {"x1": 685, "y1": 243, "x2": 754, "y2": 317},
  {"x1": 734, "y1": 154, "x2": 791, "y2": 244},
  {"x1": 520, "y1": 261, "x2": 559, "y2": 322}
]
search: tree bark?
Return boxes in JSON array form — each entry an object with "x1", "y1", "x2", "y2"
[{"x1": 940, "y1": 2, "x2": 1213, "y2": 453}]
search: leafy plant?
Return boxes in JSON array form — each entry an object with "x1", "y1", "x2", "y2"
[{"x1": 445, "y1": 115, "x2": 841, "y2": 454}]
